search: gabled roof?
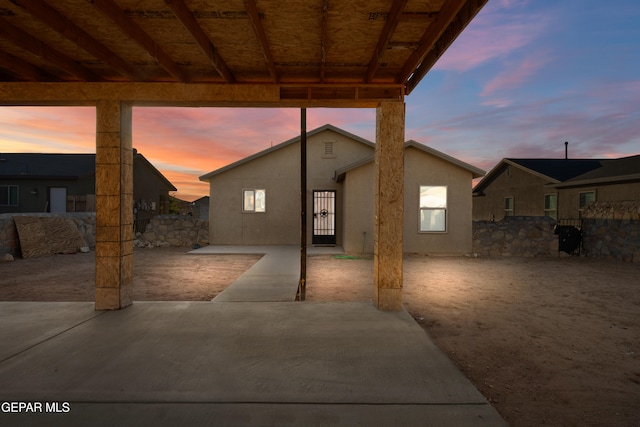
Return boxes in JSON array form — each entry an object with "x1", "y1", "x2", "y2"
[
  {"x1": 0, "y1": 151, "x2": 176, "y2": 191},
  {"x1": 199, "y1": 124, "x2": 374, "y2": 181},
  {"x1": 554, "y1": 154, "x2": 640, "y2": 188},
  {"x1": 406, "y1": 140, "x2": 485, "y2": 178},
  {"x1": 334, "y1": 139, "x2": 485, "y2": 182},
  {"x1": 473, "y1": 158, "x2": 606, "y2": 194},
  {"x1": 133, "y1": 151, "x2": 177, "y2": 191}
]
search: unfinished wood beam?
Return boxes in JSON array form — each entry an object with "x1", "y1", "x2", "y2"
[
  {"x1": 365, "y1": 0, "x2": 408, "y2": 83},
  {"x1": 244, "y1": 0, "x2": 278, "y2": 83},
  {"x1": 0, "y1": 49, "x2": 59, "y2": 82},
  {"x1": 406, "y1": 0, "x2": 487, "y2": 94},
  {"x1": 373, "y1": 101, "x2": 405, "y2": 311},
  {"x1": 396, "y1": 0, "x2": 487, "y2": 94},
  {"x1": 14, "y1": 0, "x2": 143, "y2": 81},
  {"x1": 164, "y1": 0, "x2": 235, "y2": 83},
  {"x1": 373, "y1": 102, "x2": 405, "y2": 311},
  {"x1": 90, "y1": 0, "x2": 189, "y2": 83},
  {"x1": 95, "y1": 100, "x2": 134, "y2": 310},
  {"x1": 320, "y1": 0, "x2": 329, "y2": 82},
  {"x1": 0, "y1": 82, "x2": 404, "y2": 108},
  {"x1": 0, "y1": 17, "x2": 102, "y2": 82}
]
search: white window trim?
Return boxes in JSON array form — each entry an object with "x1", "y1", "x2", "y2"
[
  {"x1": 242, "y1": 189, "x2": 266, "y2": 213},
  {"x1": 418, "y1": 185, "x2": 447, "y2": 233}
]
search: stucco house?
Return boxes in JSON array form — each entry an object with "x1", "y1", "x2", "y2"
[
  {"x1": 472, "y1": 155, "x2": 640, "y2": 221},
  {"x1": 200, "y1": 124, "x2": 484, "y2": 255},
  {"x1": 0, "y1": 149, "x2": 176, "y2": 216}
]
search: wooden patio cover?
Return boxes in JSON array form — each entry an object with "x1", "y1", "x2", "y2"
[{"x1": 0, "y1": 0, "x2": 487, "y2": 310}]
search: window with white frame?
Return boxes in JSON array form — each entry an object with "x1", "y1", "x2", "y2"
[
  {"x1": 0, "y1": 185, "x2": 18, "y2": 206},
  {"x1": 578, "y1": 190, "x2": 595, "y2": 213},
  {"x1": 544, "y1": 194, "x2": 557, "y2": 219},
  {"x1": 419, "y1": 186, "x2": 447, "y2": 232},
  {"x1": 243, "y1": 189, "x2": 266, "y2": 212},
  {"x1": 504, "y1": 196, "x2": 514, "y2": 217}
]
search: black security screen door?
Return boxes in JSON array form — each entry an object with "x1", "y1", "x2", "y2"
[{"x1": 312, "y1": 190, "x2": 336, "y2": 245}]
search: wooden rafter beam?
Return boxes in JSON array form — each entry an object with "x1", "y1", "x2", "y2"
[
  {"x1": 244, "y1": 0, "x2": 278, "y2": 83},
  {"x1": 320, "y1": 0, "x2": 329, "y2": 82},
  {"x1": 0, "y1": 17, "x2": 102, "y2": 82},
  {"x1": 164, "y1": 0, "x2": 235, "y2": 83},
  {"x1": 89, "y1": 0, "x2": 188, "y2": 83},
  {"x1": 14, "y1": 0, "x2": 143, "y2": 81},
  {"x1": 0, "y1": 82, "x2": 404, "y2": 108},
  {"x1": 365, "y1": 0, "x2": 408, "y2": 83},
  {"x1": 397, "y1": 0, "x2": 487, "y2": 94},
  {"x1": 0, "y1": 49, "x2": 59, "y2": 82}
]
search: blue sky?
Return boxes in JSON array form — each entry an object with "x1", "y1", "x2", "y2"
[{"x1": 1, "y1": 0, "x2": 639, "y2": 200}]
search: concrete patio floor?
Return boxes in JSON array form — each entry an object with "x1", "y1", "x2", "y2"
[{"x1": 0, "y1": 246, "x2": 507, "y2": 426}]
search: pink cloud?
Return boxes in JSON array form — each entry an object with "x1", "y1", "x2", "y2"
[
  {"x1": 435, "y1": 2, "x2": 551, "y2": 73},
  {"x1": 0, "y1": 107, "x2": 95, "y2": 153},
  {"x1": 480, "y1": 51, "x2": 552, "y2": 100}
]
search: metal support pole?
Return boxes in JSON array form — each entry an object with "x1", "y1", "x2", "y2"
[{"x1": 298, "y1": 108, "x2": 307, "y2": 300}]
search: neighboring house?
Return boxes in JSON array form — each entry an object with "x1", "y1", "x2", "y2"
[
  {"x1": 192, "y1": 196, "x2": 210, "y2": 221},
  {"x1": 472, "y1": 155, "x2": 640, "y2": 221},
  {"x1": 200, "y1": 124, "x2": 484, "y2": 255},
  {"x1": 0, "y1": 149, "x2": 176, "y2": 216}
]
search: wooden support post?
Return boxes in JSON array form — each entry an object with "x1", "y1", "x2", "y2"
[
  {"x1": 95, "y1": 100, "x2": 134, "y2": 310},
  {"x1": 373, "y1": 101, "x2": 405, "y2": 311},
  {"x1": 299, "y1": 108, "x2": 307, "y2": 300}
]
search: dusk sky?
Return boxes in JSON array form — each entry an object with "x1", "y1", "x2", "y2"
[{"x1": 1, "y1": 0, "x2": 639, "y2": 201}]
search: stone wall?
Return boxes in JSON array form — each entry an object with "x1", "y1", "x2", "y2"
[
  {"x1": 472, "y1": 216, "x2": 557, "y2": 257},
  {"x1": 137, "y1": 215, "x2": 209, "y2": 248},
  {"x1": 581, "y1": 201, "x2": 640, "y2": 262},
  {"x1": 0, "y1": 213, "x2": 96, "y2": 257}
]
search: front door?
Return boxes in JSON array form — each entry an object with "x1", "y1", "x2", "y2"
[
  {"x1": 312, "y1": 190, "x2": 336, "y2": 245},
  {"x1": 49, "y1": 187, "x2": 67, "y2": 213}
]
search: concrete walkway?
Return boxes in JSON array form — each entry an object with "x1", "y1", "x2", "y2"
[
  {"x1": 0, "y1": 246, "x2": 507, "y2": 426},
  {"x1": 196, "y1": 245, "x2": 344, "y2": 302},
  {"x1": 197, "y1": 245, "x2": 302, "y2": 302}
]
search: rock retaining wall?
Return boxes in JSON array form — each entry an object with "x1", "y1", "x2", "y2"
[
  {"x1": 581, "y1": 201, "x2": 640, "y2": 262},
  {"x1": 137, "y1": 215, "x2": 209, "y2": 248},
  {"x1": 0, "y1": 213, "x2": 96, "y2": 257},
  {"x1": 472, "y1": 216, "x2": 558, "y2": 257}
]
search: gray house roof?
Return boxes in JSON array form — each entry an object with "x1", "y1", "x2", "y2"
[
  {"x1": 199, "y1": 124, "x2": 374, "y2": 181},
  {"x1": 554, "y1": 154, "x2": 640, "y2": 188},
  {"x1": 473, "y1": 158, "x2": 606, "y2": 194},
  {"x1": 0, "y1": 153, "x2": 96, "y2": 179},
  {"x1": 334, "y1": 139, "x2": 485, "y2": 182},
  {"x1": 0, "y1": 151, "x2": 176, "y2": 191},
  {"x1": 473, "y1": 155, "x2": 640, "y2": 193}
]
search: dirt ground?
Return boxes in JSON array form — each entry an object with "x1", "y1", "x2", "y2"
[{"x1": 1, "y1": 247, "x2": 639, "y2": 426}]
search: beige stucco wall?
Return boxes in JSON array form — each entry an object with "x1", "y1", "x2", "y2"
[
  {"x1": 403, "y1": 147, "x2": 475, "y2": 254},
  {"x1": 342, "y1": 163, "x2": 375, "y2": 253},
  {"x1": 473, "y1": 164, "x2": 640, "y2": 221},
  {"x1": 342, "y1": 147, "x2": 475, "y2": 255},
  {"x1": 557, "y1": 182, "x2": 640, "y2": 219},
  {"x1": 209, "y1": 142, "x2": 299, "y2": 245},
  {"x1": 207, "y1": 128, "x2": 374, "y2": 245},
  {"x1": 472, "y1": 165, "x2": 551, "y2": 221}
]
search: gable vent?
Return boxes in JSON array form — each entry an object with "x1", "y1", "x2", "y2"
[{"x1": 322, "y1": 141, "x2": 336, "y2": 159}]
